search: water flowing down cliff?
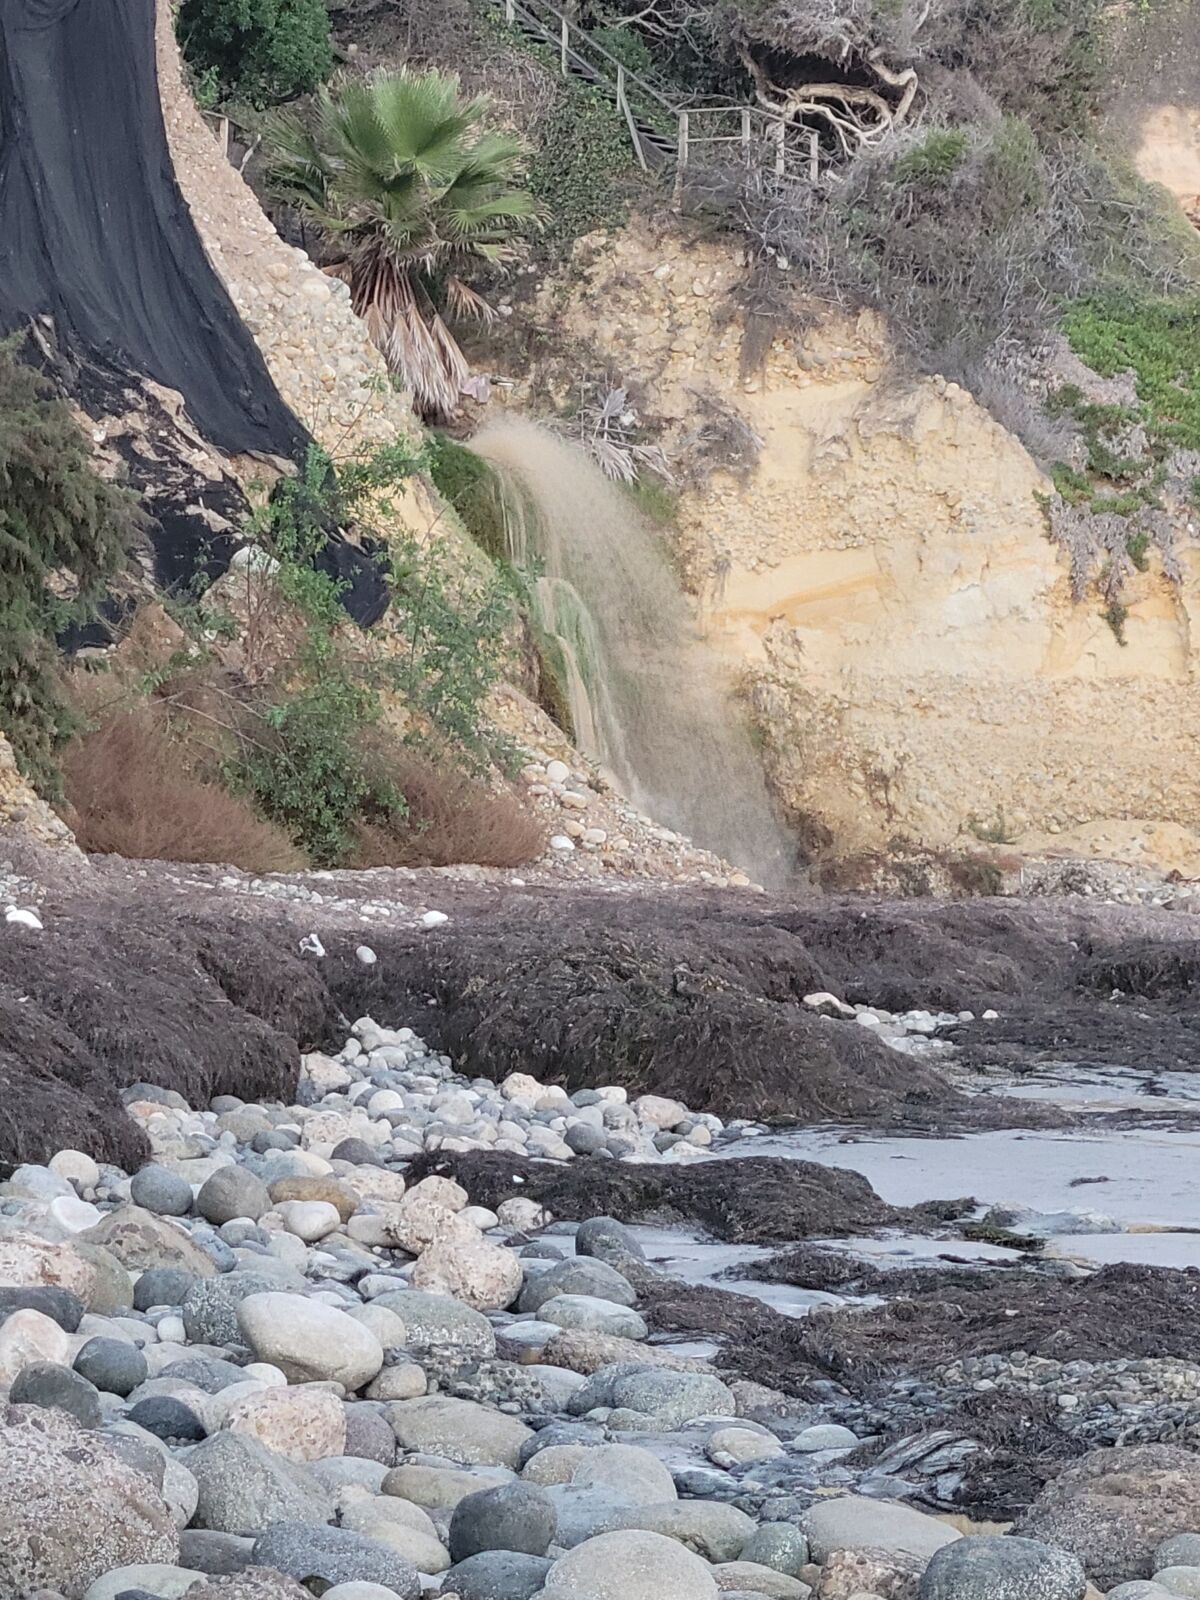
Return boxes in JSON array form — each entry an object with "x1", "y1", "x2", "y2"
[{"x1": 471, "y1": 417, "x2": 793, "y2": 886}]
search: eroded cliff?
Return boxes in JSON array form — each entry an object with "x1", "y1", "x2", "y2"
[{"x1": 499, "y1": 222, "x2": 1200, "y2": 875}]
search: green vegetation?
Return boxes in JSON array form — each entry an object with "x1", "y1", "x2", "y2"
[
  {"x1": 893, "y1": 128, "x2": 970, "y2": 185},
  {"x1": 0, "y1": 340, "x2": 137, "y2": 793},
  {"x1": 177, "y1": 0, "x2": 333, "y2": 107},
  {"x1": 1063, "y1": 294, "x2": 1200, "y2": 454},
  {"x1": 426, "y1": 433, "x2": 511, "y2": 564},
  {"x1": 265, "y1": 70, "x2": 539, "y2": 417},
  {"x1": 1126, "y1": 529, "x2": 1151, "y2": 571},
  {"x1": 1103, "y1": 598, "x2": 1129, "y2": 644},
  {"x1": 212, "y1": 442, "x2": 517, "y2": 865},
  {"x1": 624, "y1": 474, "x2": 679, "y2": 526},
  {"x1": 528, "y1": 79, "x2": 635, "y2": 249}
]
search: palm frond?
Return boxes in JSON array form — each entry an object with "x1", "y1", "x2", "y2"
[
  {"x1": 262, "y1": 107, "x2": 335, "y2": 217},
  {"x1": 265, "y1": 66, "x2": 535, "y2": 416},
  {"x1": 444, "y1": 276, "x2": 497, "y2": 324}
]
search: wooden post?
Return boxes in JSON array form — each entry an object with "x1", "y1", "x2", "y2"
[
  {"x1": 616, "y1": 66, "x2": 648, "y2": 172},
  {"x1": 560, "y1": 14, "x2": 569, "y2": 74},
  {"x1": 673, "y1": 110, "x2": 689, "y2": 210},
  {"x1": 741, "y1": 106, "x2": 751, "y2": 159},
  {"x1": 218, "y1": 116, "x2": 230, "y2": 160},
  {"x1": 504, "y1": 0, "x2": 514, "y2": 21},
  {"x1": 808, "y1": 128, "x2": 819, "y2": 183},
  {"x1": 773, "y1": 117, "x2": 785, "y2": 176}
]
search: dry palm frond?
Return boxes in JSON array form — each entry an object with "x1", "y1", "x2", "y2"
[{"x1": 566, "y1": 383, "x2": 676, "y2": 485}]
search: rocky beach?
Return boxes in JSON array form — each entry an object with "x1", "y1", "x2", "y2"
[{"x1": 2, "y1": 845, "x2": 1200, "y2": 1600}]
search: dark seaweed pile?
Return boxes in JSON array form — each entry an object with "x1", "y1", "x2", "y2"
[
  {"x1": 406, "y1": 1149, "x2": 972, "y2": 1243},
  {"x1": 5, "y1": 873, "x2": 1200, "y2": 1167}
]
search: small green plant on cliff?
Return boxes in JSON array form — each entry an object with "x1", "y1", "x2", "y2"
[
  {"x1": 0, "y1": 340, "x2": 137, "y2": 794},
  {"x1": 264, "y1": 70, "x2": 539, "y2": 417},
  {"x1": 426, "y1": 433, "x2": 511, "y2": 565},
  {"x1": 177, "y1": 0, "x2": 333, "y2": 107}
]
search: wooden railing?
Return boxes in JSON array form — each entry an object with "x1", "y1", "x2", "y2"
[{"x1": 499, "y1": 0, "x2": 818, "y2": 191}]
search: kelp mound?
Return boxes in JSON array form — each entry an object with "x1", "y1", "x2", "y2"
[{"x1": 405, "y1": 1148, "x2": 953, "y2": 1243}]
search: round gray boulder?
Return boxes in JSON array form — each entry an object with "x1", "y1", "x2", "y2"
[
  {"x1": 574, "y1": 1217, "x2": 645, "y2": 1267},
  {"x1": 519, "y1": 1259, "x2": 637, "y2": 1314},
  {"x1": 919, "y1": 1535, "x2": 1086, "y2": 1600},
  {"x1": 449, "y1": 1481, "x2": 558, "y2": 1562},
  {"x1": 10, "y1": 1361, "x2": 102, "y2": 1427},
  {"x1": 75, "y1": 1337, "x2": 148, "y2": 1397},
  {"x1": 130, "y1": 1166, "x2": 193, "y2": 1218},
  {"x1": 447, "y1": 1550, "x2": 554, "y2": 1600},
  {"x1": 196, "y1": 1168, "x2": 271, "y2": 1226},
  {"x1": 546, "y1": 1529, "x2": 718, "y2": 1599},
  {"x1": 250, "y1": 1521, "x2": 420, "y2": 1598},
  {"x1": 1158, "y1": 1536, "x2": 1200, "y2": 1570}
]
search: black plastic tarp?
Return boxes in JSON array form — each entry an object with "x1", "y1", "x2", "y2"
[
  {"x1": 0, "y1": 0, "x2": 390, "y2": 626},
  {"x1": 0, "y1": 0, "x2": 306, "y2": 460}
]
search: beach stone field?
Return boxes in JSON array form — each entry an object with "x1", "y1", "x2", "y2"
[{"x1": 1, "y1": 1003, "x2": 1198, "y2": 1600}]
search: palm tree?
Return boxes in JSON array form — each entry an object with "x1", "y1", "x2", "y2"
[{"x1": 265, "y1": 70, "x2": 539, "y2": 417}]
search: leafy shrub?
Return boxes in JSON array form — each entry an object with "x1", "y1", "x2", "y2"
[
  {"x1": 893, "y1": 128, "x2": 969, "y2": 185},
  {"x1": 177, "y1": 0, "x2": 333, "y2": 107},
  {"x1": 0, "y1": 340, "x2": 136, "y2": 793},
  {"x1": 528, "y1": 79, "x2": 635, "y2": 248},
  {"x1": 62, "y1": 706, "x2": 305, "y2": 871},
  {"x1": 232, "y1": 676, "x2": 400, "y2": 868},
  {"x1": 220, "y1": 442, "x2": 519, "y2": 863}
]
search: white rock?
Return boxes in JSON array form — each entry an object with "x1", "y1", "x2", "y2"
[
  {"x1": 0, "y1": 1307, "x2": 71, "y2": 1382},
  {"x1": 346, "y1": 1304, "x2": 407, "y2": 1347},
  {"x1": 497, "y1": 1197, "x2": 551, "y2": 1231},
  {"x1": 5, "y1": 906, "x2": 42, "y2": 930},
  {"x1": 420, "y1": 910, "x2": 449, "y2": 928},
  {"x1": 48, "y1": 1150, "x2": 101, "y2": 1190},
  {"x1": 706, "y1": 1426, "x2": 786, "y2": 1466},
  {"x1": 802, "y1": 1496, "x2": 961, "y2": 1563},
  {"x1": 410, "y1": 1223, "x2": 523, "y2": 1312},
  {"x1": 795, "y1": 1423, "x2": 858, "y2": 1452},
  {"x1": 461, "y1": 1206, "x2": 499, "y2": 1232},
  {"x1": 355, "y1": 946, "x2": 378, "y2": 966},
  {"x1": 299, "y1": 933, "x2": 326, "y2": 957},
  {"x1": 549, "y1": 835, "x2": 575, "y2": 852},
  {"x1": 48, "y1": 1194, "x2": 103, "y2": 1233},
  {"x1": 545, "y1": 760, "x2": 570, "y2": 784},
  {"x1": 501, "y1": 1073, "x2": 543, "y2": 1103},
  {"x1": 633, "y1": 1095, "x2": 688, "y2": 1130},
  {"x1": 243, "y1": 1362, "x2": 289, "y2": 1387},
  {"x1": 547, "y1": 1529, "x2": 718, "y2": 1599},
  {"x1": 803, "y1": 991, "x2": 855, "y2": 1017},
  {"x1": 237, "y1": 1293, "x2": 384, "y2": 1390},
  {"x1": 300, "y1": 1053, "x2": 353, "y2": 1095},
  {"x1": 156, "y1": 1315, "x2": 186, "y2": 1344},
  {"x1": 276, "y1": 1200, "x2": 342, "y2": 1242}
]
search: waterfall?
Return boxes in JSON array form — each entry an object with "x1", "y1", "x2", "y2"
[{"x1": 471, "y1": 417, "x2": 793, "y2": 888}]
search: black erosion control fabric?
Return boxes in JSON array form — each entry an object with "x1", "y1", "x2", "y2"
[
  {"x1": 0, "y1": 0, "x2": 389, "y2": 625},
  {"x1": 0, "y1": 0, "x2": 304, "y2": 459}
]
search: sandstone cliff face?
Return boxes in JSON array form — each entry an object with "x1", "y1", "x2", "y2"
[{"x1": 506, "y1": 225, "x2": 1200, "y2": 874}]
